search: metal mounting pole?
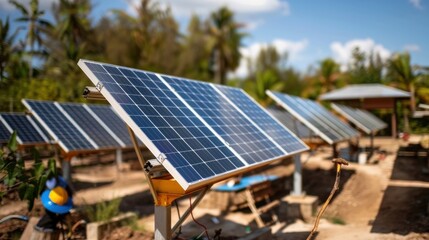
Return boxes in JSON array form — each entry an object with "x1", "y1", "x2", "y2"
[
  {"x1": 115, "y1": 148, "x2": 123, "y2": 177},
  {"x1": 292, "y1": 154, "x2": 302, "y2": 196},
  {"x1": 155, "y1": 205, "x2": 172, "y2": 240}
]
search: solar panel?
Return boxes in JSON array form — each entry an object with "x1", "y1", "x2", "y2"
[
  {"x1": 355, "y1": 109, "x2": 387, "y2": 130},
  {"x1": 86, "y1": 104, "x2": 133, "y2": 146},
  {"x1": 0, "y1": 121, "x2": 11, "y2": 143},
  {"x1": 215, "y1": 85, "x2": 308, "y2": 154},
  {"x1": 266, "y1": 108, "x2": 312, "y2": 138},
  {"x1": 0, "y1": 113, "x2": 49, "y2": 145},
  {"x1": 332, "y1": 103, "x2": 387, "y2": 134},
  {"x1": 164, "y1": 76, "x2": 286, "y2": 164},
  {"x1": 22, "y1": 100, "x2": 96, "y2": 153},
  {"x1": 267, "y1": 91, "x2": 359, "y2": 144},
  {"x1": 59, "y1": 103, "x2": 123, "y2": 149},
  {"x1": 79, "y1": 59, "x2": 307, "y2": 190}
]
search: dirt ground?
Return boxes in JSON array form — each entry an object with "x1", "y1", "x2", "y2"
[{"x1": 1, "y1": 135, "x2": 429, "y2": 239}]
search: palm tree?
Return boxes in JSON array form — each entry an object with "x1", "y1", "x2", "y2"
[
  {"x1": 244, "y1": 69, "x2": 284, "y2": 106},
  {"x1": 0, "y1": 17, "x2": 22, "y2": 82},
  {"x1": 387, "y1": 52, "x2": 418, "y2": 112},
  {"x1": 319, "y1": 58, "x2": 340, "y2": 93},
  {"x1": 208, "y1": 7, "x2": 245, "y2": 85},
  {"x1": 10, "y1": 0, "x2": 52, "y2": 78},
  {"x1": 53, "y1": 0, "x2": 91, "y2": 48}
]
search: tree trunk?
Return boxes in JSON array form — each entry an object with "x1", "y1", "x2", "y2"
[{"x1": 409, "y1": 83, "x2": 416, "y2": 113}]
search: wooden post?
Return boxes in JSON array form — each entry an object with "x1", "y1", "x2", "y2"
[{"x1": 392, "y1": 99, "x2": 398, "y2": 138}]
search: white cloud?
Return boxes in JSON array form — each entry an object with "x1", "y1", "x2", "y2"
[
  {"x1": 409, "y1": 0, "x2": 423, "y2": 9},
  {"x1": 404, "y1": 44, "x2": 420, "y2": 52},
  {"x1": 330, "y1": 38, "x2": 391, "y2": 71},
  {"x1": 232, "y1": 39, "x2": 309, "y2": 78},
  {"x1": 128, "y1": 0, "x2": 289, "y2": 17}
]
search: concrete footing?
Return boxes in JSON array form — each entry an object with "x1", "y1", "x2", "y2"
[{"x1": 279, "y1": 195, "x2": 318, "y2": 222}]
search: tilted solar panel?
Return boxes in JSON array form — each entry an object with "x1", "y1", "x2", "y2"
[
  {"x1": 266, "y1": 108, "x2": 312, "y2": 138},
  {"x1": 331, "y1": 103, "x2": 387, "y2": 134},
  {"x1": 215, "y1": 85, "x2": 308, "y2": 154},
  {"x1": 356, "y1": 109, "x2": 387, "y2": 130},
  {"x1": 0, "y1": 113, "x2": 49, "y2": 145},
  {"x1": 79, "y1": 59, "x2": 308, "y2": 190},
  {"x1": 59, "y1": 103, "x2": 123, "y2": 149},
  {"x1": 303, "y1": 99, "x2": 358, "y2": 138},
  {"x1": 86, "y1": 105, "x2": 133, "y2": 146},
  {"x1": 22, "y1": 100, "x2": 96, "y2": 152},
  {"x1": 0, "y1": 121, "x2": 11, "y2": 143},
  {"x1": 267, "y1": 91, "x2": 359, "y2": 144},
  {"x1": 164, "y1": 76, "x2": 285, "y2": 164}
]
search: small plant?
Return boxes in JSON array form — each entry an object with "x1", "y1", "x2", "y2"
[
  {"x1": 84, "y1": 198, "x2": 122, "y2": 222},
  {"x1": 329, "y1": 217, "x2": 346, "y2": 225},
  {"x1": 0, "y1": 131, "x2": 57, "y2": 211}
]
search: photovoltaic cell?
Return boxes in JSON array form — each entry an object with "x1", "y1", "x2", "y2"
[
  {"x1": 266, "y1": 108, "x2": 312, "y2": 138},
  {"x1": 22, "y1": 100, "x2": 96, "y2": 152},
  {"x1": 79, "y1": 60, "x2": 245, "y2": 187},
  {"x1": 164, "y1": 76, "x2": 285, "y2": 164},
  {"x1": 86, "y1": 105, "x2": 134, "y2": 146},
  {"x1": 59, "y1": 103, "x2": 121, "y2": 149},
  {"x1": 332, "y1": 103, "x2": 387, "y2": 134},
  {"x1": 0, "y1": 121, "x2": 10, "y2": 143},
  {"x1": 267, "y1": 91, "x2": 359, "y2": 144},
  {"x1": 215, "y1": 86, "x2": 308, "y2": 154},
  {"x1": 0, "y1": 113, "x2": 49, "y2": 145},
  {"x1": 79, "y1": 59, "x2": 307, "y2": 190}
]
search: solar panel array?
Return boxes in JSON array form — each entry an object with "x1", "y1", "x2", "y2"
[
  {"x1": 266, "y1": 108, "x2": 312, "y2": 138},
  {"x1": 267, "y1": 91, "x2": 359, "y2": 144},
  {"x1": 0, "y1": 120, "x2": 12, "y2": 143},
  {"x1": 78, "y1": 59, "x2": 308, "y2": 191},
  {"x1": 22, "y1": 100, "x2": 132, "y2": 153},
  {"x1": 216, "y1": 86, "x2": 307, "y2": 154},
  {"x1": 0, "y1": 113, "x2": 50, "y2": 145},
  {"x1": 331, "y1": 103, "x2": 387, "y2": 134}
]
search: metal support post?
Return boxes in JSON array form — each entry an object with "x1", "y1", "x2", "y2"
[
  {"x1": 115, "y1": 148, "x2": 123, "y2": 176},
  {"x1": 293, "y1": 154, "x2": 302, "y2": 196},
  {"x1": 171, "y1": 187, "x2": 209, "y2": 234},
  {"x1": 62, "y1": 157, "x2": 73, "y2": 184},
  {"x1": 154, "y1": 205, "x2": 172, "y2": 240}
]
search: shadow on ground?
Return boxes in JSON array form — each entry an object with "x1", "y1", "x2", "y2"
[
  {"x1": 370, "y1": 185, "x2": 429, "y2": 235},
  {"x1": 371, "y1": 153, "x2": 429, "y2": 235},
  {"x1": 303, "y1": 167, "x2": 355, "y2": 204}
]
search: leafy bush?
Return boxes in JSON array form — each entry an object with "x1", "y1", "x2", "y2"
[
  {"x1": 0, "y1": 131, "x2": 57, "y2": 210},
  {"x1": 84, "y1": 198, "x2": 122, "y2": 222}
]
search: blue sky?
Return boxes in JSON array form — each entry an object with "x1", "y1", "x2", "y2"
[{"x1": 1, "y1": 0, "x2": 428, "y2": 76}]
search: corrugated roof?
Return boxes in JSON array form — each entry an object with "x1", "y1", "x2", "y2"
[{"x1": 319, "y1": 84, "x2": 411, "y2": 101}]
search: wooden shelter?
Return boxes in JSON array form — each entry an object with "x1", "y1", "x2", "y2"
[{"x1": 319, "y1": 84, "x2": 411, "y2": 138}]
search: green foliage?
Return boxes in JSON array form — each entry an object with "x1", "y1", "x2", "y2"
[
  {"x1": 328, "y1": 216, "x2": 346, "y2": 225},
  {"x1": 0, "y1": 131, "x2": 57, "y2": 211},
  {"x1": 84, "y1": 198, "x2": 122, "y2": 222}
]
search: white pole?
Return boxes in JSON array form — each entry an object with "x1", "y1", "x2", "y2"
[
  {"x1": 293, "y1": 154, "x2": 302, "y2": 196},
  {"x1": 154, "y1": 205, "x2": 171, "y2": 240}
]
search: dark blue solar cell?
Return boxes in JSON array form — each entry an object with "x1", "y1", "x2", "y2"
[
  {"x1": 0, "y1": 113, "x2": 48, "y2": 145},
  {"x1": 163, "y1": 76, "x2": 285, "y2": 164},
  {"x1": 0, "y1": 121, "x2": 11, "y2": 143},
  {"x1": 268, "y1": 93, "x2": 341, "y2": 143},
  {"x1": 268, "y1": 92, "x2": 359, "y2": 144},
  {"x1": 216, "y1": 86, "x2": 308, "y2": 154},
  {"x1": 302, "y1": 100, "x2": 358, "y2": 138},
  {"x1": 22, "y1": 100, "x2": 95, "y2": 152},
  {"x1": 87, "y1": 105, "x2": 133, "y2": 146},
  {"x1": 60, "y1": 103, "x2": 121, "y2": 149},
  {"x1": 81, "y1": 61, "x2": 245, "y2": 188}
]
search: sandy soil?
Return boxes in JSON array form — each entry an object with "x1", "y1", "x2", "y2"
[{"x1": 1, "y1": 135, "x2": 429, "y2": 239}]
